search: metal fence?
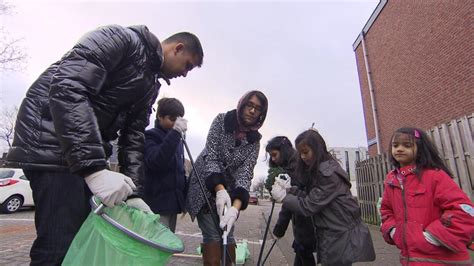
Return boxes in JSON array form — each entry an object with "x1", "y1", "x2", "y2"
[{"x1": 356, "y1": 113, "x2": 474, "y2": 225}]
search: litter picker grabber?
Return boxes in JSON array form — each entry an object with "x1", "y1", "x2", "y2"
[
  {"x1": 261, "y1": 239, "x2": 278, "y2": 265},
  {"x1": 182, "y1": 137, "x2": 234, "y2": 265},
  {"x1": 222, "y1": 206, "x2": 228, "y2": 266},
  {"x1": 256, "y1": 199, "x2": 276, "y2": 266}
]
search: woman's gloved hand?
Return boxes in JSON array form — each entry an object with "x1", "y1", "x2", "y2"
[
  {"x1": 219, "y1": 206, "x2": 239, "y2": 231},
  {"x1": 216, "y1": 189, "x2": 232, "y2": 219},
  {"x1": 275, "y1": 173, "x2": 291, "y2": 189},
  {"x1": 271, "y1": 183, "x2": 287, "y2": 203}
]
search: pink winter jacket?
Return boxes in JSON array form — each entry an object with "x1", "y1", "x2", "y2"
[{"x1": 380, "y1": 166, "x2": 474, "y2": 265}]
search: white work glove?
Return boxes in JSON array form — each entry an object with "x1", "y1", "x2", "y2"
[
  {"x1": 275, "y1": 173, "x2": 291, "y2": 189},
  {"x1": 85, "y1": 169, "x2": 135, "y2": 207},
  {"x1": 219, "y1": 206, "x2": 239, "y2": 231},
  {"x1": 423, "y1": 231, "x2": 441, "y2": 246},
  {"x1": 216, "y1": 189, "x2": 232, "y2": 220},
  {"x1": 389, "y1": 228, "x2": 396, "y2": 239},
  {"x1": 126, "y1": 198, "x2": 153, "y2": 213},
  {"x1": 271, "y1": 183, "x2": 287, "y2": 203},
  {"x1": 172, "y1": 117, "x2": 188, "y2": 134}
]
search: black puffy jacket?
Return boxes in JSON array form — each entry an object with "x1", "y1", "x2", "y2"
[{"x1": 7, "y1": 25, "x2": 163, "y2": 191}]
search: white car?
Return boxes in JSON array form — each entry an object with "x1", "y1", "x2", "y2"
[{"x1": 0, "y1": 168, "x2": 34, "y2": 213}]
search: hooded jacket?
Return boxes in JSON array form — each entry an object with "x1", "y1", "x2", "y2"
[
  {"x1": 380, "y1": 166, "x2": 474, "y2": 265},
  {"x1": 6, "y1": 25, "x2": 163, "y2": 192},
  {"x1": 282, "y1": 159, "x2": 376, "y2": 264},
  {"x1": 186, "y1": 91, "x2": 267, "y2": 219},
  {"x1": 272, "y1": 160, "x2": 317, "y2": 254}
]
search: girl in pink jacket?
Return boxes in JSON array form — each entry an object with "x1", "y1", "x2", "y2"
[{"x1": 380, "y1": 127, "x2": 474, "y2": 265}]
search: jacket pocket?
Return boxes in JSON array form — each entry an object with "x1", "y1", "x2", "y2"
[
  {"x1": 392, "y1": 223, "x2": 403, "y2": 250},
  {"x1": 405, "y1": 222, "x2": 441, "y2": 256},
  {"x1": 406, "y1": 186, "x2": 428, "y2": 208}
]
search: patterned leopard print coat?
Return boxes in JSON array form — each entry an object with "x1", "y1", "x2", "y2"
[{"x1": 185, "y1": 110, "x2": 261, "y2": 219}]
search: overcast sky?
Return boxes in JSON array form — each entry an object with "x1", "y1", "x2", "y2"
[{"x1": 0, "y1": 0, "x2": 378, "y2": 182}]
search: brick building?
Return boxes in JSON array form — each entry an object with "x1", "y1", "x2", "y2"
[{"x1": 353, "y1": 0, "x2": 473, "y2": 156}]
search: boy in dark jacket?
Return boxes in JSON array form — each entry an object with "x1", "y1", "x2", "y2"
[{"x1": 144, "y1": 97, "x2": 188, "y2": 232}]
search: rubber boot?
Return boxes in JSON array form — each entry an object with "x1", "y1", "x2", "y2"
[{"x1": 201, "y1": 241, "x2": 221, "y2": 266}]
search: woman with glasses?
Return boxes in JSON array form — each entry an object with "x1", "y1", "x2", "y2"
[{"x1": 186, "y1": 90, "x2": 268, "y2": 265}]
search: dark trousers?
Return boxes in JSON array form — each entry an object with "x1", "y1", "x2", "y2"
[
  {"x1": 25, "y1": 170, "x2": 91, "y2": 266},
  {"x1": 294, "y1": 250, "x2": 316, "y2": 266}
]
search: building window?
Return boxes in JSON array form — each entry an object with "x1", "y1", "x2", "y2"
[{"x1": 355, "y1": 151, "x2": 360, "y2": 162}]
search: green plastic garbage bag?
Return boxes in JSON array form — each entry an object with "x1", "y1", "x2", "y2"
[
  {"x1": 235, "y1": 240, "x2": 250, "y2": 265},
  {"x1": 196, "y1": 240, "x2": 250, "y2": 265},
  {"x1": 62, "y1": 198, "x2": 184, "y2": 266}
]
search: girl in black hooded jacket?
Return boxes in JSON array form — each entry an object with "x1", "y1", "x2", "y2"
[
  {"x1": 266, "y1": 136, "x2": 317, "y2": 266},
  {"x1": 271, "y1": 129, "x2": 375, "y2": 266}
]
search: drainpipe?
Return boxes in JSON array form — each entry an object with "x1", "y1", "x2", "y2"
[{"x1": 361, "y1": 31, "x2": 381, "y2": 155}]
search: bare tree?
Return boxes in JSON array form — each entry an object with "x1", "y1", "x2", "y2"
[
  {"x1": 0, "y1": 105, "x2": 18, "y2": 147},
  {"x1": 0, "y1": 0, "x2": 27, "y2": 72}
]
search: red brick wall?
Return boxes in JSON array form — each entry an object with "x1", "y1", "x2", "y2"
[{"x1": 354, "y1": 1, "x2": 473, "y2": 156}]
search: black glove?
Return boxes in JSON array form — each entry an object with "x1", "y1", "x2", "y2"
[{"x1": 273, "y1": 223, "x2": 287, "y2": 238}]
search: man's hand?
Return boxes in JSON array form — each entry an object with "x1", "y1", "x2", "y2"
[
  {"x1": 271, "y1": 183, "x2": 287, "y2": 203},
  {"x1": 219, "y1": 206, "x2": 239, "y2": 231},
  {"x1": 126, "y1": 198, "x2": 153, "y2": 213},
  {"x1": 85, "y1": 169, "x2": 135, "y2": 207},
  {"x1": 173, "y1": 117, "x2": 188, "y2": 134},
  {"x1": 216, "y1": 189, "x2": 232, "y2": 220}
]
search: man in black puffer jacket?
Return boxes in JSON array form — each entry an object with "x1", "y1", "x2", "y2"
[{"x1": 6, "y1": 25, "x2": 203, "y2": 265}]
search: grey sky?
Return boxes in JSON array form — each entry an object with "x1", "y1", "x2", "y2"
[{"x1": 0, "y1": 0, "x2": 378, "y2": 180}]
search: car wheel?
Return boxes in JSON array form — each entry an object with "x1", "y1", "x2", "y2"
[{"x1": 1, "y1": 195, "x2": 24, "y2": 214}]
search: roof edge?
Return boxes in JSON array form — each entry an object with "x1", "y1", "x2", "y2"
[{"x1": 352, "y1": 0, "x2": 388, "y2": 51}]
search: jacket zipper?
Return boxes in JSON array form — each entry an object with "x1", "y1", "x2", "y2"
[{"x1": 401, "y1": 178, "x2": 410, "y2": 265}]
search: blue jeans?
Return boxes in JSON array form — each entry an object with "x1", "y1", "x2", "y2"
[
  {"x1": 197, "y1": 208, "x2": 235, "y2": 244},
  {"x1": 25, "y1": 170, "x2": 91, "y2": 266}
]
